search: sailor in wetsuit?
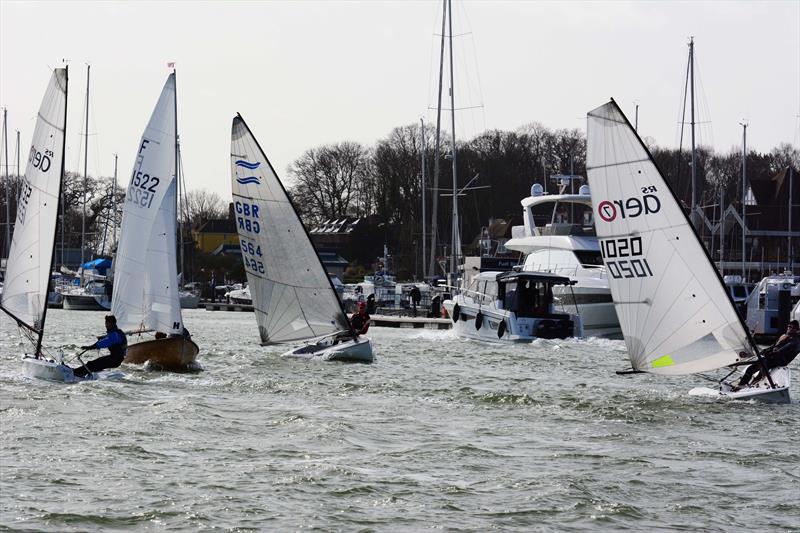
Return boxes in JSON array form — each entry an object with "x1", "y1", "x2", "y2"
[
  {"x1": 734, "y1": 319, "x2": 800, "y2": 390},
  {"x1": 73, "y1": 314, "x2": 128, "y2": 378}
]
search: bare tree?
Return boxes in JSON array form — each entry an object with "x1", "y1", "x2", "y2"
[
  {"x1": 288, "y1": 141, "x2": 371, "y2": 224},
  {"x1": 184, "y1": 189, "x2": 226, "y2": 225}
]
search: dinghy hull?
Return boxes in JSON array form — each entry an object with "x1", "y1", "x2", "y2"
[
  {"x1": 22, "y1": 357, "x2": 78, "y2": 382},
  {"x1": 690, "y1": 367, "x2": 791, "y2": 404},
  {"x1": 123, "y1": 336, "x2": 200, "y2": 370},
  {"x1": 282, "y1": 336, "x2": 374, "y2": 363}
]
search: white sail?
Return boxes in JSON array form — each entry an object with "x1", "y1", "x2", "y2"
[
  {"x1": 111, "y1": 74, "x2": 182, "y2": 335},
  {"x1": 230, "y1": 115, "x2": 351, "y2": 344},
  {"x1": 1, "y1": 69, "x2": 67, "y2": 332},
  {"x1": 586, "y1": 100, "x2": 752, "y2": 375}
]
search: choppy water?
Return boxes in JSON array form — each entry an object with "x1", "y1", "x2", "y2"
[{"x1": 1, "y1": 309, "x2": 798, "y2": 532}]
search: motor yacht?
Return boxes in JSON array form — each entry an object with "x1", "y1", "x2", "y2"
[
  {"x1": 504, "y1": 180, "x2": 620, "y2": 337},
  {"x1": 443, "y1": 270, "x2": 583, "y2": 343},
  {"x1": 745, "y1": 271, "x2": 800, "y2": 337}
]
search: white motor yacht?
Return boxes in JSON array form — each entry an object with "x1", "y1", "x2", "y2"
[
  {"x1": 745, "y1": 272, "x2": 800, "y2": 337},
  {"x1": 443, "y1": 270, "x2": 583, "y2": 343},
  {"x1": 504, "y1": 181, "x2": 620, "y2": 338}
]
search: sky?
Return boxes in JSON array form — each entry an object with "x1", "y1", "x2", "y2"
[{"x1": 1, "y1": 0, "x2": 798, "y2": 200}]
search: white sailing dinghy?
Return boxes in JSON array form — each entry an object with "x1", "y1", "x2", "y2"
[
  {"x1": 0, "y1": 69, "x2": 91, "y2": 382},
  {"x1": 586, "y1": 100, "x2": 790, "y2": 403},
  {"x1": 112, "y1": 72, "x2": 199, "y2": 370},
  {"x1": 230, "y1": 114, "x2": 373, "y2": 363}
]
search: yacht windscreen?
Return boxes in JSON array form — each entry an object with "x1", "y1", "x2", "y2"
[{"x1": 575, "y1": 250, "x2": 603, "y2": 266}]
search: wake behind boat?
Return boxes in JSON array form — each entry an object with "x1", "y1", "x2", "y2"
[
  {"x1": 586, "y1": 100, "x2": 791, "y2": 404},
  {"x1": 112, "y1": 71, "x2": 200, "y2": 370},
  {"x1": 230, "y1": 114, "x2": 373, "y2": 363}
]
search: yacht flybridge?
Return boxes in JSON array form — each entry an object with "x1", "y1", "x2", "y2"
[
  {"x1": 443, "y1": 271, "x2": 583, "y2": 343},
  {"x1": 505, "y1": 181, "x2": 620, "y2": 337}
]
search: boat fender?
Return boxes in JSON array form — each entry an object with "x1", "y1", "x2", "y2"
[
  {"x1": 497, "y1": 319, "x2": 507, "y2": 338},
  {"x1": 452, "y1": 303, "x2": 460, "y2": 323},
  {"x1": 475, "y1": 312, "x2": 483, "y2": 330}
]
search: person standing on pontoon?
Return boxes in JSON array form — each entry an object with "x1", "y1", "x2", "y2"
[
  {"x1": 735, "y1": 320, "x2": 800, "y2": 389},
  {"x1": 73, "y1": 315, "x2": 128, "y2": 378}
]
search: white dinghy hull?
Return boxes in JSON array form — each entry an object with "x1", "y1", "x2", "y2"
[
  {"x1": 21, "y1": 356, "x2": 123, "y2": 383},
  {"x1": 22, "y1": 357, "x2": 78, "y2": 382},
  {"x1": 689, "y1": 367, "x2": 791, "y2": 404},
  {"x1": 282, "y1": 336, "x2": 374, "y2": 363}
]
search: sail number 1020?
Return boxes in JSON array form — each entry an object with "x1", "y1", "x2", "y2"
[{"x1": 600, "y1": 236, "x2": 654, "y2": 279}]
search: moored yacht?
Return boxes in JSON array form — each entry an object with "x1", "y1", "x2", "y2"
[
  {"x1": 443, "y1": 270, "x2": 583, "y2": 343},
  {"x1": 745, "y1": 272, "x2": 800, "y2": 337},
  {"x1": 504, "y1": 180, "x2": 620, "y2": 337}
]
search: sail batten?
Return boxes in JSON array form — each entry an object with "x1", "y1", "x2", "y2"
[
  {"x1": 111, "y1": 74, "x2": 183, "y2": 335},
  {"x1": 586, "y1": 100, "x2": 753, "y2": 375},
  {"x1": 1, "y1": 69, "x2": 67, "y2": 335},
  {"x1": 230, "y1": 115, "x2": 351, "y2": 344}
]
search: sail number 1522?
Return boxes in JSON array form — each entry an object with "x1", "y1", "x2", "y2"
[
  {"x1": 127, "y1": 170, "x2": 160, "y2": 209},
  {"x1": 600, "y1": 236, "x2": 654, "y2": 279}
]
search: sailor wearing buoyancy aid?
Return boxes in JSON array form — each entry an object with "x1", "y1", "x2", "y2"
[{"x1": 73, "y1": 314, "x2": 128, "y2": 378}]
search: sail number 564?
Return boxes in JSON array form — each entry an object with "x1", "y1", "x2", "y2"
[{"x1": 600, "y1": 236, "x2": 654, "y2": 279}]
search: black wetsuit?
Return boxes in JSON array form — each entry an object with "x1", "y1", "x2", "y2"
[
  {"x1": 350, "y1": 312, "x2": 370, "y2": 335},
  {"x1": 74, "y1": 327, "x2": 128, "y2": 378},
  {"x1": 738, "y1": 334, "x2": 800, "y2": 387}
]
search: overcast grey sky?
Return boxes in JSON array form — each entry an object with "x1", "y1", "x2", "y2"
[{"x1": 1, "y1": 1, "x2": 798, "y2": 199}]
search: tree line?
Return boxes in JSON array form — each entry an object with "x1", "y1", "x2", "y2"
[
  {"x1": 1, "y1": 124, "x2": 796, "y2": 282},
  {"x1": 288, "y1": 121, "x2": 799, "y2": 279}
]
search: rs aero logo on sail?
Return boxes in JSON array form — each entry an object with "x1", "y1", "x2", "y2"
[
  {"x1": 597, "y1": 186, "x2": 661, "y2": 222},
  {"x1": 235, "y1": 160, "x2": 261, "y2": 185}
]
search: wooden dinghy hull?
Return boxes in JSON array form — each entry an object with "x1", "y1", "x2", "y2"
[{"x1": 123, "y1": 337, "x2": 200, "y2": 370}]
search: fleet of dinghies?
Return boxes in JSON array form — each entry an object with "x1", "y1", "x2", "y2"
[{"x1": 0, "y1": 70, "x2": 795, "y2": 400}]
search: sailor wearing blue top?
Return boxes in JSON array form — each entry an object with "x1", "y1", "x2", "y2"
[{"x1": 73, "y1": 315, "x2": 128, "y2": 378}]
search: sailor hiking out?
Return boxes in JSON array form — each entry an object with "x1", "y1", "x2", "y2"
[
  {"x1": 73, "y1": 315, "x2": 128, "y2": 378},
  {"x1": 734, "y1": 320, "x2": 800, "y2": 390}
]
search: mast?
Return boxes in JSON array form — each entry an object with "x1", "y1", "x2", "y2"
[
  {"x1": 428, "y1": 0, "x2": 447, "y2": 277},
  {"x1": 719, "y1": 186, "x2": 724, "y2": 277},
  {"x1": 447, "y1": 0, "x2": 459, "y2": 281},
  {"x1": 788, "y1": 166, "x2": 794, "y2": 272},
  {"x1": 174, "y1": 67, "x2": 181, "y2": 290},
  {"x1": 740, "y1": 121, "x2": 747, "y2": 278},
  {"x1": 689, "y1": 37, "x2": 698, "y2": 230},
  {"x1": 172, "y1": 68, "x2": 183, "y2": 291},
  {"x1": 420, "y1": 117, "x2": 427, "y2": 280},
  {"x1": 3, "y1": 107, "x2": 9, "y2": 258},
  {"x1": 36, "y1": 66, "x2": 69, "y2": 357},
  {"x1": 81, "y1": 64, "x2": 90, "y2": 270},
  {"x1": 111, "y1": 153, "x2": 117, "y2": 251}
]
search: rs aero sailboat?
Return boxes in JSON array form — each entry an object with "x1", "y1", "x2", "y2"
[
  {"x1": 230, "y1": 114, "x2": 373, "y2": 363},
  {"x1": 586, "y1": 100, "x2": 790, "y2": 403},
  {"x1": 1, "y1": 69, "x2": 96, "y2": 381},
  {"x1": 111, "y1": 72, "x2": 199, "y2": 370}
]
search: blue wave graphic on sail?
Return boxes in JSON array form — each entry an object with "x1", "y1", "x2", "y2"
[
  {"x1": 235, "y1": 160, "x2": 261, "y2": 170},
  {"x1": 236, "y1": 176, "x2": 261, "y2": 185}
]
